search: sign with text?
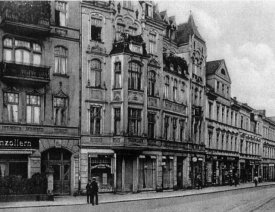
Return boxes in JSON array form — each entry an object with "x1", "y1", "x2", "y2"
[{"x1": 0, "y1": 137, "x2": 39, "y2": 149}]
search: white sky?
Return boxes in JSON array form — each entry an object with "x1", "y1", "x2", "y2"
[{"x1": 157, "y1": 0, "x2": 275, "y2": 117}]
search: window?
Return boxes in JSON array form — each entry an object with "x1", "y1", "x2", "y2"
[
  {"x1": 148, "y1": 71, "x2": 156, "y2": 96},
  {"x1": 89, "y1": 60, "x2": 101, "y2": 88},
  {"x1": 128, "y1": 62, "x2": 141, "y2": 90},
  {"x1": 4, "y1": 92, "x2": 19, "y2": 122},
  {"x1": 148, "y1": 112, "x2": 155, "y2": 139},
  {"x1": 180, "y1": 82, "x2": 185, "y2": 102},
  {"x1": 172, "y1": 118, "x2": 177, "y2": 141},
  {"x1": 116, "y1": 23, "x2": 125, "y2": 40},
  {"x1": 173, "y1": 79, "x2": 178, "y2": 101},
  {"x1": 55, "y1": 1, "x2": 67, "y2": 27},
  {"x1": 217, "y1": 81, "x2": 220, "y2": 91},
  {"x1": 149, "y1": 33, "x2": 156, "y2": 54},
  {"x1": 164, "y1": 76, "x2": 169, "y2": 99},
  {"x1": 217, "y1": 104, "x2": 220, "y2": 121},
  {"x1": 114, "y1": 62, "x2": 121, "y2": 88},
  {"x1": 128, "y1": 108, "x2": 142, "y2": 136},
  {"x1": 164, "y1": 116, "x2": 169, "y2": 140},
  {"x1": 123, "y1": 0, "x2": 133, "y2": 10},
  {"x1": 145, "y1": 4, "x2": 153, "y2": 17},
  {"x1": 53, "y1": 97, "x2": 67, "y2": 126},
  {"x1": 54, "y1": 46, "x2": 67, "y2": 75},
  {"x1": 91, "y1": 17, "x2": 102, "y2": 42},
  {"x1": 241, "y1": 116, "x2": 244, "y2": 129},
  {"x1": 208, "y1": 102, "x2": 212, "y2": 119},
  {"x1": 26, "y1": 95, "x2": 41, "y2": 124},
  {"x1": 90, "y1": 106, "x2": 101, "y2": 135},
  {"x1": 3, "y1": 38, "x2": 41, "y2": 65},
  {"x1": 179, "y1": 120, "x2": 185, "y2": 141},
  {"x1": 208, "y1": 131, "x2": 212, "y2": 148},
  {"x1": 216, "y1": 131, "x2": 219, "y2": 149},
  {"x1": 128, "y1": 26, "x2": 137, "y2": 36},
  {"x1": 114, "y1": 108, "x2": 121, "y2": 135}
]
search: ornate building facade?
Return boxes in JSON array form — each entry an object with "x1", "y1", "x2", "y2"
[{"x1": 0, "y1": 1, "x2": 80, "y2": 195}]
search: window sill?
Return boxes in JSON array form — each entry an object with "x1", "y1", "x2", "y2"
[
  {"x1": 122, "y1": 7, "x2": 134, "y2": 12},
  {"x1": 53, "y1": 73, "x2": 69, "y2": 78},
  {"x1": 112, "y1": 87, "x2": 122, "y2": 90},
  {"x1": 148, "y1": 95, "x2": 160, "y2": 99},
  {"x1": 128, "y1": 89, "x2": 144, "y2": 92},
  {"x1": 148, "y1": 53, "x2": 158, "y2": 58},
  {"x1": 86, "y1": 85, "x2": 106, "y2": 90}
]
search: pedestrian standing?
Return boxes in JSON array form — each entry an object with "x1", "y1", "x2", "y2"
[
  {"x1": 234, "y1": 173, "x2": 239, "y2": 187},
  {"x1": 197, "y1": 175, "x2": 202, "y2": 189},
  {"x1": 254, "y1": 176, "x2": 258, "y2": 187},
  {"x1": 86, "y1": 179, "x2": 92, "y2": 204},
  {"x1": 91, "y1": 177, "x2": 99, "y2": 205}
]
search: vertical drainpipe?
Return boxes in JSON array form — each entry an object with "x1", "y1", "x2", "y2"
[{"x1": 78, "y1": 2, "x2": 82, "y2": 193}]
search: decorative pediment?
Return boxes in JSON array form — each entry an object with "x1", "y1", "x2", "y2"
[
  {"x1": 87, "y1": 42, "x2": 107, "y2": 55},
  {"x1": 217, "y1": 61, "x2": 231, "y2": 83},
  {"x1": 27, "y1": 89, "x2": 43, "y2": 96},
  {"x1": 2, "y1": 86, "x2": 20, "y2": 93},
  {"x1": 54, "y1": 89, "x2": 68, "y2": 98},
  {"x1": 148, "y1": 58, "x2": 160, "y2": 68}
]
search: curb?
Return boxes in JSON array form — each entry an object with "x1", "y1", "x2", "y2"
[{"x1": 1, "y1": 184, "x2": 275, "y2": 210}]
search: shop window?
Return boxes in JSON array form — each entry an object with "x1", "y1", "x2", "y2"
[
  {"x1": 89, "y1": 59, "x2": 101, "y2": 88},
  {"x1": 179, "y1": 119, "x2": 185, "y2": 141},
  {"x1": 90, "y1": 106, "x2": 101, "y2": 135},
  {"x1": 149, "y1": 33, "x2": 156, "y2": 54},
  {"x1": 148, "y1": 71, "x2": 156, "y2": 97},
  {"x1": 4, "y1": 92, "x2": 19, "y2": 123},
  {"x1": 114, "y1": 108, "x2": 121, "y2": 135},
  {"x1": 91, "y1": 17, "x2": 102, "y2": 42},
  {"x1": 26, "y1": 95, "x2": 41, "y2": 124},
  {"x1": 53, "y1": 97, "x2": 67, "y2": 126},
  {"x1": 128, "y1": 108, "x2": 142, "y2": 136},
  {"x1": 54, "y1": 46, "x2": 67, "y2": 75},
  {"x1": 164, "y1": 116, "x2": 169, "y2": 140},
  {"x1": 128, "y1": 62, "x2": 141, "y2": 90},
  {"x1": 55, "y1": 1, "x2": 67, "y2": 27},
  {"x1": 114, "y1": 62, "x2": 121, "y2": 88},
  {"x1": 164, "y1": 76, "x2": 169, "y2": 99},
  {"x1": 138, "y1": 156, "x2": 155, "y2": 189},
  {"x1": 148, "y1": 112, "x2": 155, "y2": 139}
]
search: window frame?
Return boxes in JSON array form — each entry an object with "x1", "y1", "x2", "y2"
[
  {"x1": 26, "y1": 94, "x2": 41, "y2": 124},
  {"x1": 128, "y1": 61, "x2": 142, "y2": 91},
  {"x1": 4, "y1": 92, "x2": 19, "y2": 123},
  {"x1": 148, "y1": 112, "x2": 155, "y2": 139},
  {"x1": 54, "y1": 46, "x2": 68, "y2": 75},
  {"x1": 53, "y1": 96, "x2": 68, "y2": 126},
  {"x1": 90, "y1": 106, "x2": 102, "y2": 135},
  {"x1": 89, "y1": 59, "x2": 102, "y2": 88},
  {"x1": 114, "y1": 62, "x2": 121, "y2": 89},
  {"x1": 148, "y1": 70, "x2": 156, "y2": 97},
  {"x1": 114, "y1": 108, "x2": 121, "y2": 135},
  {"x1": 128, "y1": 108, "x2": 142, "y2": 136}
]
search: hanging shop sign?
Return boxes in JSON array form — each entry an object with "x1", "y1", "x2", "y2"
[{"x1": 0, "y1": 136, "x2": 39, "y2": 149}]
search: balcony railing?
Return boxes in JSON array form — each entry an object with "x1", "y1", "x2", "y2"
[
  {"x1": 0, "y1": 1, "x2": 51, "y2": 35},
  {"x1": 0, "y1": 62, "x2": 50, "y2": 83}
]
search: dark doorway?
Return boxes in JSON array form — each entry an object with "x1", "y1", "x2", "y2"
[{"x1": 41, "y1": 148, "x2": 71, "y2": 195}]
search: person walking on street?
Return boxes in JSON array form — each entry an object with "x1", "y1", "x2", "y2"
[
  {"x1": 254, "y1": 176, "x2": 258, "y2": 187},
  {"x1": 91, "y1": 177, "x2": 99, "y2": 205},
  {"x1": 86, "y1": 179, "x2": 92, "y2": 204},
  {"x1": 197, "y1": 175, "x2": 202, "y2": 189}
]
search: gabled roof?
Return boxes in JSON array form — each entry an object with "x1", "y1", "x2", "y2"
[
  {"x1": 206, "y1": 59, "x2": 223, "y2": 76},
  {"x1": 176, "y1": 14, "x2": 205, "y2": 45},
  {"x1": 206, "y1": 59, "x2": 231, "y2": 83}
]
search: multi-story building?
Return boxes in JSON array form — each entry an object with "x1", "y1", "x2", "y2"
[
  {"x1": 79, "y1": 1, "x2": 206, "y2": 192},
  {"x1": 0, "y1": 1, "x2": 80, "y2": 195},
  {"x1": 205, "y1": 59, "x2": 240, "y2": 185},
  {"x1": 238, "y1": 103, "x2": 262, "y2": 183},
  {"x1": 260, "y1": 111, "x2": 275, "y2": 181}
]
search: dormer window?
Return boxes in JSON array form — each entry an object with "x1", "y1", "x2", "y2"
[{"x1": 145, "y1": 4, "x2": 153, "y2": 17}]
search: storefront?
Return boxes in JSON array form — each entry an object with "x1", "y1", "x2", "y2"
[
  {"x1": 0, "y1": 136, "x2": 39, "y2": 179},
  {"x1": 190, "y1": 155, "x2": 204, "y2": 188},
  {"x1": 162, "y1": 155, "x2": 174, "y2": 190},
  {"x1": 138, "y1": 155, "x2": 156, "y2": 191}
]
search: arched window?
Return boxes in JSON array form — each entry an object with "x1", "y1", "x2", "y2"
[
  {"x1": 114, "y1": 62, "x2": 121, "y2": 88},
  {"x1": 128, "y1": 62, "x2": 141, "y2": 90},
  {"x1": 148, "y1": 71, "x2": 156, "y2": 96},
  {"x1": 54, "y1": 46, "x2": 67, "y2": 74},
  {"x1": 89, "y1": 59, "x2": 101, "y2": 88},
  {"x1": 173, "y1": 79, "x2": 178, "y2": 101},
  {"x1": 164, "y1": 76, "x2": 169, "y2": 99}
]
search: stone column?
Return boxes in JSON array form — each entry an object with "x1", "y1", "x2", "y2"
[{"x1": 132, "y1": 156, "x2": 139, "y2": 192}]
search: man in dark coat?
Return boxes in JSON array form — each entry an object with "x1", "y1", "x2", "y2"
[
  {"x1": 91, "y1": 177, "x2": 99, "y2": 205},
  {"x1": 86, "y1": 179, "x2": 92, "y2": 204}
]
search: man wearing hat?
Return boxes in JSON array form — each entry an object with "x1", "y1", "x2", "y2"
[
  {"x1": 91, "y1": 177, "x2": 99, "y2": 205},
  {"x1": 86, "y1": 179, "x2": 92, "y2": 204}
]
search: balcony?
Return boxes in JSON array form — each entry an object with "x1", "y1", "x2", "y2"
[
  {"x1": 0, "y1": 62, "x2": 50, "y2": 85},
  {"x1": 0, "y1": 1, "x2": 51, "y2": 36}
]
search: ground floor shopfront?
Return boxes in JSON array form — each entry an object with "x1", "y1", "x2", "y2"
[
  {"x1": 239, "y1": 159, "x2": 260, "y2": 183},
  {"x1": 80, "y1": 148, "x2": 192, "y2": 193},
  {"x1": 205, "y1": 155, "x2": 239, "y2": 186},
  {"x1": 262, "y1": 160, "x2": 275, "y2": 182},
  {"x1": 0, "y1": 136, "x2": 80, "y2": 195}
]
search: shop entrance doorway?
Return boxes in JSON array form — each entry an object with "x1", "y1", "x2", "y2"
[{"x1": 41, "y1": 148, "x2": 71, "y2": 195}]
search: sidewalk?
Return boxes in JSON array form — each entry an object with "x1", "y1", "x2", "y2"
[{"x1": 1, "y1": 182, "x2": 275, "y2": 209}]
